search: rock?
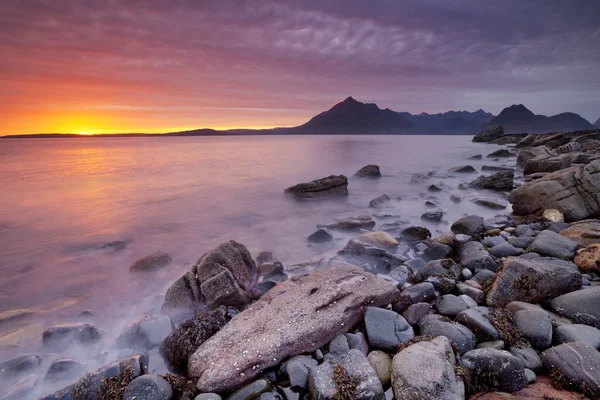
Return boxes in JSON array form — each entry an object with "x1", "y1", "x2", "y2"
[
  {"x1": 0, "y1": 354, "x2": 41, "y2": 378},
  {"x1": 476, "y1": 340, "x2": 505, "y2": 350},
  {"x1": 459, "y1": 294, "x2": 478, "y2": 308},
  {"x1": 486, "y1": 257, "x2": 582, "y2": 308},
  {"x1": 402, "y1": 303, "x2": 430, "y2": 325},
  {"x1": 367, "y1": 351, "x2": 392, "y2": 390},
  {"x1": 423, "y1": 243, "x2": 453, "y2": 261},
  {"x1": 435, "y1": 295, "x2": 468, "y2": 318},
  {"x1": 433, "y1": 232, "x2": 455, "y2": 247},
  {"x1": 506, "y1": 301, "x2": 573, "y2": 328},
  {"x1": 473, "y1": 125, "x2": 504, "y2": 143},
  {"x1": 455, "y1": 307, "x2": 499, "y2": 342},
  {"x1": 554, "y1": 324, "x2": 600, "y2": 349},
  {"x1": 487, "y1": 149, "x2": 512, "y2": 158},
  {"x1": 226, "y1": 379, "x2": 272, "y2": 400},
  {"x1": 515, "y1": 224, "x2": 536, "y2": 237},
  {"x1": 469, "y1": 171, "x2": 514, "y2": 191},
  {"x1": 462, "y1": 268, "x2": 473, "y2": 280},
  {"x1": 123, "y1": 374, "x2": 173, "y2": 400},
  {"x1": 44, "y1": 358, "x2": 84, "y2": 382},
  {"x1": 196, "y1": 395, "x2": 222, "y2": 400},
  {"x1": 508, "y1": 346, "x2": 543, "y2": 372},
  {"x1": 287, "y1": 355, "x2": 318, "y2": 389},
  {"x1": 451, "y1": 215, "x2": 485, "y2": 236},
  {"x1": 309, "y1": 349, "x2": 384, "y2": 400},
  {"x1": 353, "y1": 231, "x2": 398, "y2": 248},
  {"x1": 398, "y1": 226, "x2": 431, "y2": 242},
  {"x1": 162, "y1": 240, "x2": 257, "y2": 313},
  {"x1": 160, "y1": 308, "x2": 229, "y2": 373},
  {"x1": 471, "y1": 196, "x2": 508, "y2": 210},
  {"x1": 560, "y1": 219, "x2": 600, "y2": 247},
  {"x1": 462, "y1": 348, "x2": 527, "y2": 392},
  {"x1": 420, "y1": 211, "x2": 443, "y2": 222},
  {"x1": 118, "y1": 314, "x2": 173, "y2": 350},
  {"x1": 411, "y1": 173, "x2": 429, "y2": 184},
  {"x1": 456, "y1": 283, "x2": 485, "y2": 304},
  {"x1": 524, "y1": 368, "x2": 536, "y2": 384},
  {"x1": 415, "y1": 259, "x2": 460, "y2": 282},
  {"x1": 550, "y1": 286, "x2": 600, "y2": 328},
  {"x1": 484, "y1": 215, "x2": 513, "y2": 230},
  {"x1": 388, "y1": 266, "x2": 411, "y2": 287},
  {"x1": 574, "y1": 244, "x2": 600, "y2": 273},
  {"x1": 449, "y1": 165, "x2": 477, "y2": 173},
  {"x1": 428, "y1": 184, "x2": 442, "y2": 192},
  {"x1": 489, "y1": 243, "x2": 523, "y2": 258},
  {"x1": 346, "y1": 332, "x2": 369, "y2": 356},
  {"x1": 364, "y1": 307, "x2": 414, "y2": 352},
  {"x1": 130, "y1": 252, "x2": 172, "y2": 272},
  {"x1": 481, "y1": 235, "x2": 507, "y2": 248},
  {"x1": 284, "y1": 175, "x2": 348, "y2": 198},
  {"x1": 391, "y1": 336, "x2": 464, "y2": 399},
  {"x1": 541, "y1": 341, "x2": 600, "y2": 397},
  {"x1": 369, "y1": 194, "x2": 391, "y2": 208},
  {"x1": 502, "y1": 375, "x2": 589, "y2": 400},
  {"x1": 460, "y1": 241, "x2": 498, "y2": 272},
  {"x1": 481, "y1": 165, "x2": 514, "y2": 172},
  {"x1": 97, "y1": 240, "x2": 127, "y2": 252},
  {"x1": 320, "y1": 215, "x2": 376, "y2": 231},
  {"x1": 0, "y1": 374, "x2": 38, "y2": 400},
  {"x1": 392, "y1": 283, "x2": 435, "y2": 313},
  {"x1": 189, "y1": 265, "x2": 399, "y2": 392},
  {"x1": 42, "y1": 322, "x2": 101, "y2": 350},
  {"x1": 419, "y1": 314, "x2": 476, "y2": 355},
  {"x1": 514, "y1": 310, "x2": 552, "y2": 349},
  {"x1": 307, "y1": 228, "x2": 333, "y2": 243},
  {"x1": 507, "y1": 237, "x2": 534, "y2": 249},
  {"x1": 355, "y1": 164, "x2": 381, "y2": 178},
  {"x1": 472, "y1": 270, "x2": 496, "y2": 286},
  {"x1": 543, "y1": 209, "x2": 565, "y2": 222},
  {"x1": 516, "y1": 146, "x2": 558, "y2": 167},
  {"x1": 508, "y1": 160, "x2": 600, "y2": 221},
  {"x1": 526, "y1": 229, "x2": 577, "y2": 259},
  {"x1": 470, "y1": 154, "x2": 483, "y2": 159},
  {"x1": 329, "y1": 334, "x2": 350, "y2": 355}
]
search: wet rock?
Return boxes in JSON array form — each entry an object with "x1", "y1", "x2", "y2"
[
  {"x1": 516, "y1": 145, "x2": 557, "y2": 167},
  {"x1": 410, "y1": 173, "x2": 429, "y2": 184},
  {"x1": 574, "y1": 244, "x2": 600, "y2": 273},
  {"x1": 309, "y1": 349, "x2": 384, "y2": 400},
  {"x1": 284, "y1": 175, "x2": 348, "y2": 198},
  {"x1": 402, "y1": 303, "x2": 430, "y2": 325},
  {"x1": 451, "y1": 215, "x2": 485, "y2": 236},
  {"x1": 507, "y1": 236, "x2": 534, "y2": 249},
  {"x1": 462, "y1": 348, "x2": 527, "y2": 392},
  {"x1": 481, "y1": 235, "x2": 507, "y2": 248},
  {"x1": 420, "y1": 314, "x2": 476, "y2": 355},
  {"x1": 369, "y1": 194, "x2": 391, "y2": 208},
  {"x1": 130, "y1": 252, "x2": 172, "y2": 272},
  {"x1": 398, "y1": 226, "x2": 431, "y2": 242},
  {"x1": 554, "y1": 324, "x2": 600, "y2": 349},
  {"x1": 287, "y1": 355, "x2": 318, "y2": 389},
  {"x1": 506, "y1": 301, "x2": 573, "y2": 328},
  {"x1": 44, "y1": 358, "x2": 85, "y2": 382},
  {"x1": 456, "y1": 283, "x2": 485, "y2": 304},
  {"x1": 541, "y1": 341, "x2": 600, "y2": 396},
  {"x1": 353, "y1": 231, "x2": 398, "y2": 248},
  {"x1": 0, "y1": 374, "x2": 38, "y2": 400},
  {"x1": 470, "y1": 171, "x2": 514, "y2": 191},
  {"x1": 472, "y1": 270, "x2": 495, "y2": 285},
  {"x1": 160, "y1": 308, "x2": 229, "y2": 373},
  {"x1": 449, "y1": 165, "x2": 477, "y2": 173},
  {"x1": 560, "y1": 219, "x2": 600, "y2": 247},
  {"x1": 307, "y1": 228, "x2": 333, "y2": 243},
  {"x1": 0, "y1": 354, "x2": 41, "y2": 378},
  {"x1": 42, "y1": 322, "x2": 101, "y2": 350},
  {"x1": 524, "y1": 368, "x2": 536, "y2": 384},
  {"x1": 163, "y1": 240, "x2": 257, "y2": 313},
  {"x1": 226, "y1": 379, "x2": 272, "y2": 400},
  {"x1": 462, "y1": 268, "x2": 473, "y2": 280},
  {"x1": 460, "y1": 294, "x2": 478, "y2": 308},
  {"x1": 481, "y1": 165, "x2": 514, "y2": 172},
  {"x1": 433, "y1": 232, "x2": 455, "y2": 247},
  {"x1": 455, "y1": 307, "x2": 499, "y2": 342},
  {"x1": 486, "y1": 257, "x2": 581, "y2": 308},
  {"x1": 388, "y1": 266, "x2": 411, "y2": 287},
  {"x1": 476, "y1": 340, "x2": 505, "y2": 350},
  {"x1": 123, "y1": 374, "x2": 173, "y2": 400},
  {"x1": 508, "y1": 346, "x2": 543, "y2": 372},
  {"x1": 526, "y1": 229, "x2": 577, "y2": 259},
  {"x1": 470, "y1": 154, "x2": 483, "y2": 159},
  {"x1": 509, "y1": 159, "x2": 600, "y2": 221},
  {"x1": 487, "y1": 149, "x2": 512, "y2": 158},
  {"x1": 435, "y1": 294, "x2": 468, "y2": 318},
  {"x1": 460, "y1": 241, "x2": 498, "y2": 272},
  {"x1": 514, "y1": 310, "x2": 552, "y2": 349},
  {"x1": 189, "y1": 265, "x2": 399, "y2": 392},
  {"x1": 367, "y1": 351, "x2": 392, "y2": 390},
  {"x1": 329, "y1": 334, "x2": 350, "y2": 355},
  {"x1": 118, "y1": 313, "x2": 173, "y2": 350},
  {"x1": 427, "y1": 184, "x2": 442, "y2": 192},
  {"x1": 489, "y1": 243, "x2": 522, "y2": 258},
  {"x1": 471, "y1": 196, "x2": 508, "y2": 210},
  {"x1": 550, "y1": 286, "x2": 600, "y2": 328},
  {"x1": 392, "y1": 283, "x2": 435, "y2": 313},
  {"x1": 420, "y1": 211, "x2": 443, "y2": 222},
  {"x1": 415, "y1": 259, "x2": 460, "y2": 282},
  {"x1": 473, "y1": 125, "x2": 504, "y2": 143},
  {"x1": 542, "y1": 208, "x2": 565, "y2": 222},
  {"x1": 364, "y1": 307, "x2": 414, "y2": 352},
  {"x1": 346, "y1": 332, "x2": 369, "y2": 356},
  {"x1": 355, "y1": 164, "x2": 381, "y2": 178},
  {"x1": 196, "y1": 394, "x2": 222, "y2": 400},
  {"x1": 320, "y1": 215, "x2": 376, "y2": 231},
  {"x1": 391, "y1": 336, "x2": 464, "y2": 399},
  {"x1": 97, "y1": 240, "x2": 127, "y2": 252}
]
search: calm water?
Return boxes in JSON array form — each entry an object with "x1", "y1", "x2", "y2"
[{"x1": 0, "y1": 135, "x2": 511, "y2": 395}]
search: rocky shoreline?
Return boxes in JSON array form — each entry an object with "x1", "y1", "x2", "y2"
[{"x1": 3, "y1": 126, "x2": 600, "y2": 400}]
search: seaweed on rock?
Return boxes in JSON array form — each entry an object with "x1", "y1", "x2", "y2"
[
  {"x1": 488, "y1": 308, "x2": 529, "y2": 348},
  {"x1": 332, "y1": 363, "x2": 360, "y2": 400}
]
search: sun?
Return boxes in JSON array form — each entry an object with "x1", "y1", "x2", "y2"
[{"x1": 78, "y1": 131, "x2": 91, "y2": 135}]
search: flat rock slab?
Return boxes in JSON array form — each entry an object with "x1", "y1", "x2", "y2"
[
  {"x1": 541, "y1": 341, "x2": 600, "y2": 397},
  {"x1": 486, "y1": 257, "x2": 581, "y2": 308},
  {"x1": 284, "y1": 175, "x2": 349, "y2": 198},
  {"x1": 189, "y1": 265, "x2": 399, "y2": 392}
]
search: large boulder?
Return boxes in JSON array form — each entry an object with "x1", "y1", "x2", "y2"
[
  {"x1": 354, "y1": 164, "x2": 381, "y2": 178},
  {"x1": 560, "y1": 219, "x2": 600, "y2": 247},
  {"x1": 486, "y1": 257, "x2": 581, "y2": 308},
  {"x1": 284, "y1": 175, "x2": 349, "y2": 198},
  {"x1": 451, "y1": 215, "x2": 484, "y2": 236},
  {"x1": 550, "y1": 286, "x2": 600, "y2": 328},
  {"x1": 526, "y1": 230, "x2": 577, "y2": 259},
  {"x1": 516, "y1": 146, "x2": 557, "y2": 167},
  {"x1": 541, "y1": 342, "x2": 600, "y2": 397},
  {"x1": 162, "y1": 241, "x2": 257, "y2": 313},
  {"x1": 523, "y1": 153, "x2": 573, "y2": 175},
  {"x1": 574, "y1": 244, "x2": 600, "y2": 273},
  {"x1": 188, "y1": 265, "x2": 399, "y2": 392},
  {"x1": 473, "y1": 125, "x2": 504, "y2": 143},
  {"x1": 469, "y1": 170, "x2": 514, "y2": 191},
  {"x1": 508, "y1": 160, "x2": 600, "y2": 222},
  {"x1": 391, "y1": 336, "x2": 464, "y2": 399}
]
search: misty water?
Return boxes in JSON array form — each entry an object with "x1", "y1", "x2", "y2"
[{"x1": 0, "y1": 135, "x2": 513, "y2": 397}]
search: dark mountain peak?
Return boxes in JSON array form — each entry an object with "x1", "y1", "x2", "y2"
[
  {"x1": 498, "y1": 104, "x2": 535, "y2": 119},
  {"x1": 489, "y1": 104, "x2": 593, "y2": 134},
  {"x1": 342, "y1": 96, "x2": 357, "y2": 103},
  {"x1": 594, "y1": 117, "x2": 600, "y2": 127}
]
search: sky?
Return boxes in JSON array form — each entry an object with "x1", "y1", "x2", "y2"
[{"x1": 1, "y1": 0, "x2": 599, "y2": 134}]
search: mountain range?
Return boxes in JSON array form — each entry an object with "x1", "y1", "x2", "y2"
[{"x1": 2, "y1": 97, "x2": 597, "y2": 137}]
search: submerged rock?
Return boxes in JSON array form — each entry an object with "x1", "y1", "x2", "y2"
[
  {"x1": 307, "y1": 228, "x2": 333, "y2": 243},
  {"x1": 188, "y1": 265, "x2": 399, "y2": 393},
  {"x1": 42, "y1": 322, "x2": 101, "y2": 350},
  {"x1": 420, "y1": 210, "x2": 443, "y2": 222},
  {"x1": 354, "y1": 164, "x2": 381, "y2": 178},
  {"x1": 284, "y1": 175, "x2": 349, "y2": 198},
  {"x1": 398, "y1": 226, "x2": 431, "y2": 242},
  {"x1": 369, "y1": 194, "x2": 391, "y2": 208},
  {"x1": 469, "y1": 170, "x2": 514, "y2": 191},
  {"x1": 449, "y1": 165, "x2": 477, "y2": 173},
  {"x1": 319, "y1": 215, "x2": 376, "y2": 231},
  {"x1": 162, "y1": 240, "x2": 257, "y2": 313},
  {"x1": 130, "y1": 252, "x2": 172, "y2": 272}
]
